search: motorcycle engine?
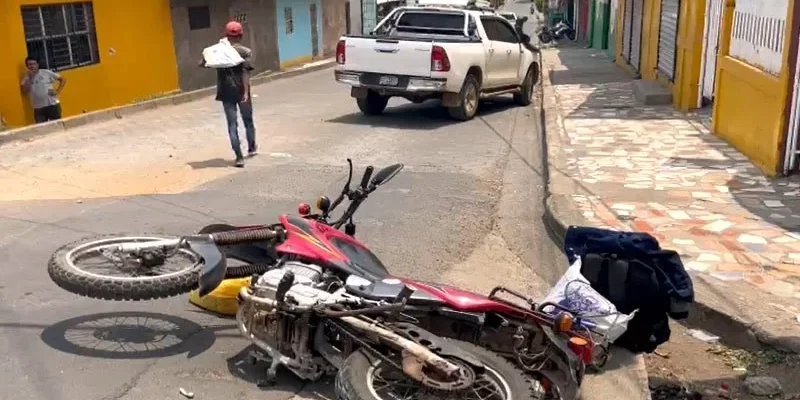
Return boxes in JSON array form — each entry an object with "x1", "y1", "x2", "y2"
[{"x1": 244, "y1": 261, "x2": 329, "y2": 359}]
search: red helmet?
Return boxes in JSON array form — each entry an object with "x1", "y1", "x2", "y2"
[{"x1": 225, "y1": 21, "x2": 243, "y2": 36}]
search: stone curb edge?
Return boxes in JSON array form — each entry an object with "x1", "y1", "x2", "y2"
[
  {"x1": 537, "y1": 50, "x2": 800, "y2": 356},
  {"x1": 535, "y1": 50, "x2": 653, "y2": 400},
  {"x1": 0, "y1": 59, "x2": 336, "y2": 147}
]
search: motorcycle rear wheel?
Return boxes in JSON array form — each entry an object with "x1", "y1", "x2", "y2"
[
  {"x1": 335, "y1": 339, "x2": 540, "y2": 400},
  {"x1": 48, "y1": 233, "x2": 265, "y2": 301}
]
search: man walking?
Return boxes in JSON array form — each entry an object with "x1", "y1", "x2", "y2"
[
  {"x1": 201, "y1": 21, "x2": 258, "y2": 168},
  {"x1": 20, "y1": 57, "x2": 66, "y2": 123}
]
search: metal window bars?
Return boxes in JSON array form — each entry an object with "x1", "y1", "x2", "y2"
[{"x1": 21, "y1": 2, "x2": 100, "y2": 71}]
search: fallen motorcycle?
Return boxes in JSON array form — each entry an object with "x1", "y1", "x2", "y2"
[{"x1": 48, "y1": 159, "x2": 587, "y2": 399}]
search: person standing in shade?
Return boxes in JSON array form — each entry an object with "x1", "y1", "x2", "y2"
[
  {"x1": 200, "y1": 21, "x2": 258, "y2": 168},
  {"x1": 20, "y1": 57, "x2": 66, "y2": 124}
]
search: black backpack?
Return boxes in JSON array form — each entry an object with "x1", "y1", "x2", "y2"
[{"x1": 580, "y1": 252, "x2": 690, "y2": 354}]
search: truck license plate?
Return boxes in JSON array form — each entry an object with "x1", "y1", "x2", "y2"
[{"x1": 379, "y1": 75, "x2": 398, "y2": 86}]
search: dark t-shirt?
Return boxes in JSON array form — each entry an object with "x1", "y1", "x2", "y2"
[{"x1": 215, "y1": 44, "x2": 254, "y2": 104}]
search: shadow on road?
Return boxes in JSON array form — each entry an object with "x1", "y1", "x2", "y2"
[
  {"x1": 2, "y1": 311, "x2": 239, "y2": 360},
  {"x1": 326, "y1": 98, "x2": 518, "y2": 130},
  {"x1": 187, "y1": 158, "x2": 232, "y2": 169}
]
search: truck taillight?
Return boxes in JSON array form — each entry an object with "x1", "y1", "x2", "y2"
[
  {"x1": 431, "y1": 45, "x2": 450, "y2": 72},
  {"x1": 336, "y1": 40, "x2": 346, "y2": 64}
]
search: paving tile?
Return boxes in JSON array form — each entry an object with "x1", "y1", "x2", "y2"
[{"x1": 552, "y1": 76, "x2": 800, "y2": 300}]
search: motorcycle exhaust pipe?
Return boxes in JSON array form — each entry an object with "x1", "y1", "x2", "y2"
[{"x1": 338, "y1": 315, "x2": 462, "y2": 378}]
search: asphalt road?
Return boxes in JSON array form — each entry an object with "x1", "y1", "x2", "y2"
[{"x1": 0, "y1": 8, "x2": 562, "y2": 400}]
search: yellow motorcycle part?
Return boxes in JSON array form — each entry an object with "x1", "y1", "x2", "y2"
[{"x1": 188, "y1": 277, "x2": 251, "y2": 316}]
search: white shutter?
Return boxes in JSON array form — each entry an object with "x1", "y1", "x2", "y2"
[
  {"x1": 700, "y1": 0, "x2": 724, "y2": 102},
  {"x1": 622, "y1": 0, "x2": 633, "y2": 61},
  {"x1": 629, "y1": 0, "x2": 644, "y2": 72},
  {"x1": 657, "y1": 0, "x2": 680, "y2": 80},
  {"x1": 362, "y1": 0, "x2": 377, "y2": 34}
]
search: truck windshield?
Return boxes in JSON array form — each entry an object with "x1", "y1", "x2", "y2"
[{"x1": 380, "y1": 11, "x2": 466, "y2": 36}]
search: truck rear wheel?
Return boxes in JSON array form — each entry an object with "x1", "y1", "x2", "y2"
[
  {"x1": 447, "y1": 74, "x2": 480, "y2": 121},
  {"x1": 357, "y1": 91, "x2": 389, "y2": 115}
]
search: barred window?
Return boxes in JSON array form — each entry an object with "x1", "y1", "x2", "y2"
[
  {"x1": 21, "y1": 2, "x2": 101, "y2": 72},
  {"x1": 285, "y1": 7, "x2": 294, "y2": 34}
]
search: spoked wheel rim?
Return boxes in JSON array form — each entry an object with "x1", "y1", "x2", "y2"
[
  {"x1": 64, "y1": 236, "x2": 199, "y2": 281},
  {"x1": 366, "y1": 363, "x2": 512, "y2": 400}
]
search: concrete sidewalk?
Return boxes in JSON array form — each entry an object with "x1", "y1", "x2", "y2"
[{"x1": 541, "y1": 47, "x2": 800, "y2": 354}]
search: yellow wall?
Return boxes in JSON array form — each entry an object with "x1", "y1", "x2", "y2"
[
  {"x1": 672, "y1": 0, "x2": 706, "y2": 111},
  {"x1": 0, "y1": 0, "x2": 179, "y2": 128},
  {"x1": 712, "y1": 0, "x2": 796, "y2": 176}
]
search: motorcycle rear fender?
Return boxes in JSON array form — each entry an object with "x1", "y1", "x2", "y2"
[
  {"x1": 188, "y1": 236, "x2": 228, "y2": 297},
  {"x1": 541, "y1": 326, "x2": 584, "y2": 394}
]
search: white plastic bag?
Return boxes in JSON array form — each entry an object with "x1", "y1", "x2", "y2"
[
  {"x1": 541, "y1": 258, "x2": 636, "y2": 342},
  {"x1": 202, "y1": 38, "x2": 245, "y2": 69}
]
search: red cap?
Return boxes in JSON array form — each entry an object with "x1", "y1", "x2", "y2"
[{"x1": 225, "y1": 21, "x2": 243, "y2": 36}]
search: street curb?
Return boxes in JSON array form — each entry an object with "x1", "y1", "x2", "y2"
[
  {"x1": 536, "y1": 49, "x2": 653, "y2": 400},
  {"x1": 537, "y1": 50, "x2": 800, "y2": 356},
  {"x1": 0, "y1": 59, "x2": 336, "y2": 147}
]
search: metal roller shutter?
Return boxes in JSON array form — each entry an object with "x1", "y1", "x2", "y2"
[
  {"x1": 361, "y1": 0, "x2": 377, "y2": 34},
  {"x1": 657, "y1": 0, "x2": 680, "y2": 80},
  {"x1": 622, "y1": 0, "x2": 633, "y2": 61},
  {"x1": 629, "y1": 0, "x2": 643, "y2": 72}
]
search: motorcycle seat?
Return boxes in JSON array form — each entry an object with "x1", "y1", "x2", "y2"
[{"x1": 345, "y1": 280, "x2": 445, "y2": 306}]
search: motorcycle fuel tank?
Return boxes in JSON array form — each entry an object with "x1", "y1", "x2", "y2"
[{"x1": 275, "y1": 215, "x2": 390, "y2": 281}]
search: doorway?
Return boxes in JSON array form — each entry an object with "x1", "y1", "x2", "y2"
[{"x1": 310, "y1": 3, "x2": 319, "y2": 57}]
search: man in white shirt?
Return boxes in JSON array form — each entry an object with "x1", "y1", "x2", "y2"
[{"x1": 20, "y1": 57, "x2": 67, "y2": 123}]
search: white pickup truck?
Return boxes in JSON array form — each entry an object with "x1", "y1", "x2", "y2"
[{"x1": 334, "y1": 3, "x2": 539, "y2": 120}]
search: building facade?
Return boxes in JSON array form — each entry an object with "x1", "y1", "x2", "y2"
[
  {"x1": 0, "y1": 0, "x2": 180, "y2": 128},
  {"x1": 1, "y1": 0, "x2": 351, "y2": 129},
  {"x1": 603, "y1": 0, "x2": 797, "y2": 177},
  {"x1": 169, "y1": 0, "x2": 281, "y2": 91}
]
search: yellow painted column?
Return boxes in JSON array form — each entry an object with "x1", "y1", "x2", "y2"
[
  {"x1": 673, "y1": 0, "x2": 707, "y2": 111},
  {"x1": 638, "y1": 0, "x2": 662, "y2": 80}
]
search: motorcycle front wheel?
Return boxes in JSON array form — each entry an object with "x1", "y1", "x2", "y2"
[
  {"x1": 538, "y1": 32, "x2": 553, "y2": 44},
  {"x1": 335, "y1": 339, "x2": 540, "y2": 400}
]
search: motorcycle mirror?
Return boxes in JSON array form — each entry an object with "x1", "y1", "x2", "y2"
[
  {"x1": 316, "y1": 196, "x2": 331, "y2": 212},
  {"x1": 370, "y1": 163, "x2": 404, "y2": 187}
]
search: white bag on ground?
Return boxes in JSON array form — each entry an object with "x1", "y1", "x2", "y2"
[
  {"x1": 202, "y1": 38, "x2": 245, "y2": 69},
  {"x1": 541, "y1": 258, "x2": 635, "y2": 343}
]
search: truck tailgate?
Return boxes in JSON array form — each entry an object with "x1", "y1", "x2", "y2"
[{"x1": 344, "y1": 37, "x2": 433, "y2": 78}]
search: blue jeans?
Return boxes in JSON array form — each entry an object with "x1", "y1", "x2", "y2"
[{"x1": 222, "y1": 101, "x2": 256, "y2": 159}]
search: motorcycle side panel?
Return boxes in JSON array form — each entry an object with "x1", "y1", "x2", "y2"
[
  {"x1": 276, "y1": 215, "x2": 390, "y2": 279},
  {"x1": 394, "y1": 278, "x2": 525, "y2": 315}
]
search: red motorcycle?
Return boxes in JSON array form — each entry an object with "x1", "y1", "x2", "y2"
[{"x1": 48, "y1": 159, "x2": 587, "y2": 400}]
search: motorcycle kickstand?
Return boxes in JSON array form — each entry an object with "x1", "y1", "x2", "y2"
[{"x1": 248, "y1": 350, "x2": 279, "y2": 387}]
